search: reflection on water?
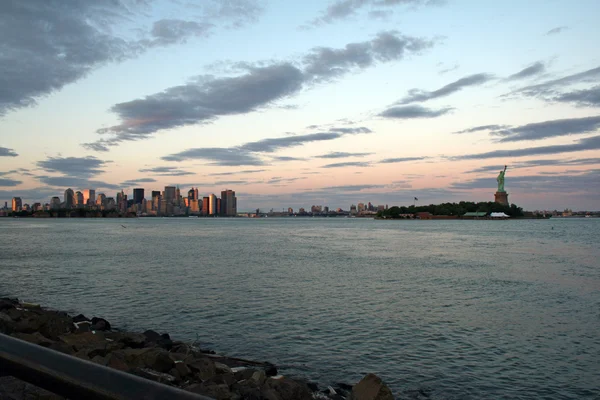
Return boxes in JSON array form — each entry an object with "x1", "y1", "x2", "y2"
[{"x1": 1, "y1": 218, "x2": 599, "y2": 399}]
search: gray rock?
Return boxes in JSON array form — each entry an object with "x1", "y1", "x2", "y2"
[
  {"x1": 262, "y1": 377, "x2": 313, "y2": 400},
  {"x1": 188, "y1": 383, "x2": 232, "y2": 400},
  {"x1": 350, "y1": 374, "x2": 394, "y2": 400},
  {"x1": 188, "y1": 357, "x2": 217, "y2": 381},
  {"x1": 10, "y1": 331, "x2": 55, "y2": 347}
]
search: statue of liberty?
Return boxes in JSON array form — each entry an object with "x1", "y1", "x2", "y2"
[{"x1": 497, "y1": 165, "x2": 507, "y2": 192}]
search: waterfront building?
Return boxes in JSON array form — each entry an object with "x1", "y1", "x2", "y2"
[
  {"x1": 288, "y1": 207, "x2": 293, "y2": 214},
  {"x1": 299, "y1": 207, "x2": 305, "y2": 214},
  {"x1": 175, "y1": 186, "x2": 181, "y2": 206},
  {"x1": 64, "y1": 188, "x2": 75, "y2": 208},
  {"x1": 350, "y1": 204, "x2": 357, "y2": 215},
  {"x1": 83, "y1": 189, "x2": 95, "y2": 205},
  {"x1": 202, "y1": 197, "x2": 209, "y2": 216},
  {"x1": 32, "y1": 203, "x2": 42, "y2": 212},
  {"x1": 357, "y1": 203, "x2": 365, "y2": 212},
  {"x1": 75, "y1": 191, "x2": 85, "y2": 207},
  {"x1": 96, "y1": 193, "x2": 106, "y2": 208},
  {"x1": 151, "y1": 190, "x2": 160, "y2": 199},
  {"x1": 105, "y1": 197, "x2": 116, "y2": 210},
  {"x1": 208, "y1": 194, "x2": 217, "y2": 215},
  {"x1": 50, "y1": 197, "x2": 61, "y2": 209},
  {"x1": 324, "y1": 206, "x2": 329, "y2": 214},
  {"x1": 164, "y1": 186, "x2": 176, "y2": 204},
  {"x1": 116, "y1": 190, "x2": 127, "y2": 212},
  {"x1": 133, "y1": 188, "x2": 144, "y2": 204},
  {"x1": 11, "y1": 197, "x2": 22, "y2": 212},
  {"x1": 220, "y1": 189, "x2": 237, "y2": 216},
  {"x1": 216, "y1": 198, "x2": 221, "y2": 215}
]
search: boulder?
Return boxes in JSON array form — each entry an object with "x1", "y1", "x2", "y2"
[
  {"x1": 11, "y1": 331, "x2": 55, "y2": 347},
  {"x1": 350, "y1": 374, "x2": 394, "y2": 400},
  {"x1": 188, "y1": 357, "x2": 217, "y2": 381},
  {"x1": 233, "y1": 367, "x2": 257, "y2": 382},
  {"x1": 91, "y1": 317, "x2": 111, "y2": 331},
  {"x1": 48, "y1": 342, "x2": 76, "y2": 355},
  {"x1": 72, "y1": 314, "x2": 90, "y2": 323},
  {"x1": 264, "y1": 363, "x2": 278, "y2": 377},
  {"x1": 143, "y1": 329, "x2": 161, "y2": 342},
  {"x1": 106, "y1": 352, "x2": 131, "y2": 372},
  {"x1": 134, "y1": 368, "x2": 176, "y2": 384},
  {"x1": 59, "y1": 332, "x2": 106, "y2": 351},
  {"x1": 262, "y1": 377, "x2": 313, "y2": 400},
  {"x1": 144, "y1": 348, "x2": 175, "y2": 372},
  {"x1": 0, "y1": 299, "x2": 16, "y2": 311},
  {"x1": 175, "y1": 361, "x2": 192, "y2": 378},
  {"x1": 105, "y1": 331, "x2": 146, "y2": 348},
  {"x1": 215, "y1": 362, "x2": 233, "y2": 374},
  {"x1": 14, "y1": 311, "x2": 74, "y2": 340},
  {"x1": 157, "y1": 333, "x2": 173, "y2": 350},
  {"x1": 188, "y1": 383, "x2": 233, "y2": 400},
  {"x1": 250, "y1": 370, "x2": 266, "y2": 386}
]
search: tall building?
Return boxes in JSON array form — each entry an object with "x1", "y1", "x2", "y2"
[
  {"x1": 216, "y1": 198, "x2": 221, "y2": 215},
  {"x1": 220, "y1": 189, "x2": 237, "y2": 216},
  {"x1": 133, "y1": 188, "x2": 145, "y2": 204},
  {"x1": 202, "y1": 197, "x2": 209, "y2": 216},
  {"x1": 83, "y1": 189, "x2": 96, "y2": 205},
  {"x1": 188, "y1": 188, "x2": 195, "y2": 201},
  {"x1": 175, "y1": 186, "x2": 181, "y2": 206},
  {"x1": 151, "y1": 191, "x2": 161, "y2": 199},
  {"x1": 96, "y1": 193, "x2": 106, "y2": 207},
  {"x1": 11, "y1": 197, "x2": 22, "y2": 212},
  {"x1": 64, "y1": 188, "x2": 75, "y2": 208},
  {"x1": 116, "y1": 190, "x2": 127, "y2": 212},
  {"x1": 50, "y1": 197, "x2": 61, "y2": 209},
  {"x1": 75, "y1": 191, "x2": 85, "y2": 207},
  {"x1": 193, "y1": 188, "x2": 199, "y2": 202},
  {"x1": 164, "y1": 186, "x2": 176, "y2": 204},
  {"x1": 208, "y1": 194, "x2": 217, "y2": 215},
  {"x1": 357, "y1": 203, "x2": 365, "y2": 212}
]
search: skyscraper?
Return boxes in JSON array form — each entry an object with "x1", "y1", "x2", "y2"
[
  {"x1": 202, "y1": 197, "x2": 209, "y2": 216},
  {"x1": 50, "y1": 197, "x2": 61, "y2": 209},
  {"x1": 208, "y1": 194, "x2": 217, "y2": 215},
  {"x1": 151, "y1": 191, "x2": 161, "y2": 199},
  {"x1": 11, "y1": 197, "x2": 22, "y2": 212},
  {"x1": 96, "y1": 193, "x2": 106, "y2": 208},
  {"x1": 64, "y1": 188, "x2": 74, "y2": 208},
  {"x1": 216, "y1": 198, "x2": 221, "y2": 215},
  {"x1": 133, "y1": 188, "x2": 145, "y2": 204},
  {"x1": 83, "y1": 189, "x2": 96, "y2": 205},
  {"x1": 164, "y1": 186, "x2": 176, "y2": 204},
  {"x1": 220, "y1": 189, "x2": 237, "y2": 216},
  {"x1": 75, "y1": 191, "x2": 84, "y2": 207}
]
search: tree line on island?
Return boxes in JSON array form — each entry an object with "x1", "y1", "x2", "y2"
[{"x1": 376, "y1": 201, "x2": 524, "y2": 219}]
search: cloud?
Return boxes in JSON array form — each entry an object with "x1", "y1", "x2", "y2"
[
  {"x1": 378, "y1": 156, "x2": 429, "y2": 163},
  {"x1": 208, "y1": 169, "x2": 266, "y2": 176},
  {"x1": 315, "y1": 151, "x2": 373, "y2": 159},
  {"x1": 467, "y1": 157, "x2": 600, "y2": 174},
  {"x1": 0, "y1": 187, "x2": 63, "y2": 204},
  {"x1": 452, "y1": 170, "x2": 599, "y2": 195},
  {"x1": 319, "y1": 184, "x2": 385, "y2": 191},
  {"x1": 509, "y1": 65, "x2": 600, "y2": 99},
  {"x1": 120, "y1": 178, "x2": 157, "y2": 187},
  {"x1": 308, "y1": 0, "x2": 442, "y2": 26},
  {"x1": 212, "y1": 180, "x2": 252, "y2": 186},
  {"x1": 138, "y1": 166, "x2": 194, "y2": 176},
  {"x1": 36, "y1": 156, "x2": 109, "y2": 177},
  {"x1": 303, "y1": 31, "x2": 433, "y2": 82},
  {"x1": 0, "y1": 178, "x2": 22, "y2": 187},
  {"x1": 439, "y1": 64, "x2": 459, "y2": 74},
  {"x1": 507, "y1": 62, "x2": 546, "y2": 80},
  {"x1": 162, "y1": 148, "x2": 267, "y2": 166},
  {"x1": 266, "y1": 177, "x2": 306, "y2": 184},
  {"x1": 163, "y1": 128, "x2": 371, "y2": 164},
  {"x1": 379, "y1": 105, "x2": 452, "y2": 119},
  {"x1": 553, "y1": 85, "x2": 600, "y2": 107},
  {"x1": 453, "y1": 135, "x2": 600, "y2": 160},
  {"x1": 398, "y1": 73, "x2": 494, "y2": 104},
  {"x1": 0, "y1": 0, "x2": 264, "y2": 117},
  {"x1": 546, "y1": 26, "x2": 568, "y2": 35},
  {"x1": 492, "y1": 115, "x2": 600, "y2": 142},
  {"x1": 270, "y1": 156, "x2": 307, "y2": 162},
  {"x1": 0, "y1": 147, "x2": 18, "y2": 157},
  {"x1": 320, "y1": 161, "x2": 371, "y2": 168},
  {"x1": 36, "y1": 175, "x2": 119, "y2": 190},
  {"x1": 453, "y1": 124, "x2": 510, "y2": 134},
  {"x1": 85, "y1": 31, "x2": 430, "y2": 149}
]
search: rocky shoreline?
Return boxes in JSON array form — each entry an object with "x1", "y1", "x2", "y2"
[{"x1": 0, "y1": 298, "x2": 394, "y2": 400}]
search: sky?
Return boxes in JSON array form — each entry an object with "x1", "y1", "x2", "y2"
[{"x1": 1, "y1": 0, "x2": 600, "y2": 211}]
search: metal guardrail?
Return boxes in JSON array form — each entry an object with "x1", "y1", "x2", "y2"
[{"x1": 0, "y1": 332, "x2": 212, "y2": 400}]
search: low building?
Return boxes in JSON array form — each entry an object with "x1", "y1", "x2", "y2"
[{"x1": 462, "y1": 211, "x2": 488, "y2": 219}]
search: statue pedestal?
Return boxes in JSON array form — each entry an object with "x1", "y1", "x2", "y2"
[{"x1": 495, "y1": 191, "x2": 509, "y2": 206}]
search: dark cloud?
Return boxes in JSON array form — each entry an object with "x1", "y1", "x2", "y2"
[
  {"x1": 120, "y1": 178, "x2": 157, "y2": 187},
  {"x1": 553, "y1": 85, "x2": 600, "y2": 107},
  {"x1": 162, "y1": 148, "x2": 267, "y2": 166},
  {"x1": 0, "y1": 147, "x2": 18, "y2": 157},
  {"x1": 0, "y1": 178, "x2": 22, "y2": 187},
  {"x1": 85, "y1": 31, "x2": 429, "y2": 149},
  {"x1": 329, "y1": 127, "x2": 372, "y2": 133},
  {"x1": 0, "y1": 0, "x2": 264, "y2": 117},
  {"x1": 453, "y1": 135, "x2": 600, "y2": 160},
  {"x1": 208, "y1": 169, "x2": 266, "y2": 176},
  {"x1": 241, "y1": 131, "x2": 366, "y2": 152},
  {"x1": 0, "y1": 187, "x2": 63, "y2": 204},
  {"x1": 398, "y1": 73, "x2": 494, "y2": 104},
  {"x1": 467, "y1": 158, "x2": 600, "y2": 174},
  {"x1": 493, "y1": 115, "x2": 600, "y2": 142},
  {"x1": 507, "y1": 62, "x2": 546, "y2": 80},
  {"x1": 36, "y1": 175, "x2": 119, "y2": 190},
  {"x1": 379, "y1": 105, "x2": 452, "y2": 119},
  {"x1": 320, "y1": 161, "x2": 371, "y2": 168},
  {"x1": 271, "y1": 156, "x2": 307, "y2": 162},
  {"x1": 266, "y1": 177, "x2": 306, "y2": 184},
  {"x1": 378, "y1": 156, "x2": 429, "y2": 163},
  {"x1": 319, "y1": 184, "x2": 385, "y2": 191},
  {"x1": 546, "y1": 26, "x2": 568, "y2": 35},
  {"x1": 453, "y1": 124, "x2": 510, "y2": 134},
  {"x1": 308, "y1": 0, "x2": 441, "y2": 26},
  {"x1": 212, "y1": 180, "x2": 252, "y2": 186},
  {"x1": 452, "y1": 170, "x2": 599, "y2": 195},
  {"x1": 509, "y1": 65, "x2": 600, "y2": 99},
  {"x1": 315, "y1": 151, "x2": 373, "y2": 159},
  {"x1": 303, "y1": 31, "x2": 432, "y2": 82},
  {"x1": 36, "y1": 156, "x2": 109, "y2": 177},
  {"x1": 138, "y1": 166, "x2": 194, "y2": 176}
]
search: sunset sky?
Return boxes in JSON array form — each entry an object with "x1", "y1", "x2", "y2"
[{"x1": 1, "y1": 0, "x2": 599, "y2": 211}]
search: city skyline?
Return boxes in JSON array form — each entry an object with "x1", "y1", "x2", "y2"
[{"x1": 1, "y1": 1, "x2": 600, "y2": 210}]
